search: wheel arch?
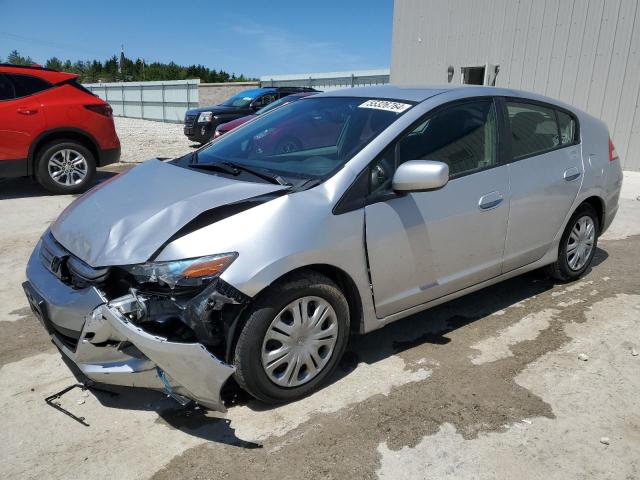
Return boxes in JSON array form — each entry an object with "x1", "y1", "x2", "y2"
[
  {"x1": 580, "y1": 195, "x2": 605, "y2": 233},
  {"x1": 225, "y1": 263, "x2": 365, "y2": 363},
  {"x1": 28, "y1": 128, "x2": 100, "y2": 176},
  {"x1": 252, "y1": 263, "x2": 364, "y2": 333}
]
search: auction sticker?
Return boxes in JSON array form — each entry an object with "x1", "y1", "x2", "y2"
[{"x1": 358, "y1": 99, "x2": 412, "y2": 113}]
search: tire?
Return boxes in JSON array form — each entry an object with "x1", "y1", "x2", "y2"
[
  {"x1": 35, "y1": 140, "x2": 96, "y2": 194},
  {"x1": 233, "y1": 271, "x2": 350, "y2": 404},
  {"x1": 546, "y1": 203, "x2": 599, "y2": 282}
]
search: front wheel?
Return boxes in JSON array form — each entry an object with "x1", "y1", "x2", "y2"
[
  {"x1": 233, "y1": 271, "x2": 350, "y2": 403},
  {"x1": 547, "y1": 203, "x2": 599, "y2": 282}
]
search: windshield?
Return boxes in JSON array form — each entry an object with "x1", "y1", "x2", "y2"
[
  {"x1": 194, "y1": 97, "x2": 414, "y2": 182},
  {"x1": 220, "y1": 89, "x2": 267, "y2": 107}
]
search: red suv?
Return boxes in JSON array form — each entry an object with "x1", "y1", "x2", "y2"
[{"x1": 0, "y1": 64, "x2": 120, "y2": 194}]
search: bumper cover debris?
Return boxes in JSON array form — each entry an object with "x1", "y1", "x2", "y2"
[
  {"x1": 103, "y1": 295, "x2": 235, "y2": 411},
  {"x1": 24, "y1": 238, "x2": 238, "y2": 412}
]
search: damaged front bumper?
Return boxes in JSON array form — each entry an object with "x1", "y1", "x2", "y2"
[{"x1": 23, "y1": 239, "x2": 237, "y2": 412}]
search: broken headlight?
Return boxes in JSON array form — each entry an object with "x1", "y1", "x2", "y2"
[{"x1": 122, "y1": 253, "x2": 237, "y2": 289}]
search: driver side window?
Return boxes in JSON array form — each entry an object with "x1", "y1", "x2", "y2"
[{"x1": 369, "y1": 99, "x2": 498, "y2": 194}]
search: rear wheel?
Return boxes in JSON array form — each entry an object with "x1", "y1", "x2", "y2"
[
  {"x1": 547, "y1": 203, "x2": 599, "y2": 282},
  {"x1": 36, "y1": 140, "x2": 96, "y2": 194},
  {"x1": 233, "y1": 271, "x2": 350, "y2": 403}
]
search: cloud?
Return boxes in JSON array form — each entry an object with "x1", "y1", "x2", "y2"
[{"x1": 229, "y1": 22, "x2": 366, "y2": 75}]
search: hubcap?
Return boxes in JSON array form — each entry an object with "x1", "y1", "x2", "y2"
[
  {"x1": 47, "y1": 149, "x2": 88, "y2": 187},
  {"x1": 261, "y1": 296, "x2": 338, "y2": 387},
  {"x1": 566, "y1": 215, "x2": 595, "y2": 271}
]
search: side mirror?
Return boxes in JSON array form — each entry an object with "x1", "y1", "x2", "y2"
[
  {"x1": 250, "y1": 102, "x2": 261, "y2": 111},
  {"x1": 392, "y1": 160, "x2": 449, "y2": 192}
]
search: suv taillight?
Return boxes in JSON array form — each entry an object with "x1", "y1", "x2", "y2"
[
  {"x1": 84, "y1": 104, "x2": 113, "y2": 117},
  {"x1": 608, "y1": 138, "x2": 619, "y2": 161}
]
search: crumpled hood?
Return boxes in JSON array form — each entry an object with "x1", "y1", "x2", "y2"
[{"x1": 51, "y1": 160, "x2": 287, "y2": 267}]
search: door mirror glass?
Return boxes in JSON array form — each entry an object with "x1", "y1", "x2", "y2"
[{"x1": 392, "y1": 160, "x2": 449, "y2": 192}]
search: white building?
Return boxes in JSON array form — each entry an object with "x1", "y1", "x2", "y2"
[{"x1": 390, "y1": 0, "x2": 640, "y2": 171}]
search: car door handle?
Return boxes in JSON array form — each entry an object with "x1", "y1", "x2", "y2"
[
  {"x1": 564, "y1": 167, "x2": 581, "y2": 182},
  {"x1": 17, "y1": 107, "x2": 39, "y2": 115},
  {"x1": 478, "y1": 191, "x2": 504, "y2": 210}
]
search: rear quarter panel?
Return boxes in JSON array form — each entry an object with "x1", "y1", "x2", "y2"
[
  {"x1": 574, "y1": 111, "x2": 620, "y2": 230},
  {"x1": 41, "y1": 85, "x2": 119, "y2": 150}
]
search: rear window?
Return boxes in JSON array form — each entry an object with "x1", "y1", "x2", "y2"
[{"x1": 6, "y1": 73, "x2": 52, "y2": 99}]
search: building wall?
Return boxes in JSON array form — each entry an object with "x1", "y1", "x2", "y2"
[
  {"x1": 260, "y1": 69, "x2": 390, "y2": 91},
  {"x1": 85, "y1": 80, "x2": 199, "y2": 123},
  {"x1": 390, "y1": 0, "x2": 640, "y2": 171},
  {"x1": 198, "y1": 82, "x2": 260, "y2": 107}
]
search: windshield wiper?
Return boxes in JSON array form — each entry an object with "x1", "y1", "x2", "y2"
[
  {"x1": 221, "y1": 161, "x2": 291, "y2": 186},
  {"x1": 188, "y1": 161, "x2": 237, "y2": 176}
]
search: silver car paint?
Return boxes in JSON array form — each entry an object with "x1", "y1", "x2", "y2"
[
  {"x1": 159, "y1": 85, "x2": 620, "y2": 331},
  {"x1": 365, "y1": 164, "x2": 511, "y2": 317},
  {"x1": 51, "y1": 159, "x2": 287, "y2": 267},
  {"x1": 25, "y1": 85, "x2": 622, "y2": 410}
]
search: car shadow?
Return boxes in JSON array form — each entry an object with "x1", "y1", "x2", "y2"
[
  {"x1": 49, "y1": 246, "x2": 608, "y2": 446},
  {"x1": 238, "y1": 246, "x2": 609, "y2": 412},
  {"x1": 0, "y1": 164, "x2": 135, "y2": 200}
]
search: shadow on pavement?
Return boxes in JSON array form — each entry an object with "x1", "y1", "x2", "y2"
[{"x1": 0, "y1": 164, "x2": 135, "y2": 200}]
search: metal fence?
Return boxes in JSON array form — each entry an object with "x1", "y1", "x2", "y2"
[
  {"x1": 83, "y1": 80, "x2": 199, "y2": 123},
  {"x1": 260, "y1": 69, "x2": 390, "y2": 91}
]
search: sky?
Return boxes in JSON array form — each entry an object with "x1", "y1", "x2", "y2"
[{"x1": 0, "y1": 0, "x2": 393, "y2": 78}]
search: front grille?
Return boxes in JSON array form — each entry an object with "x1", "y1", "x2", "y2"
[
  {"x1": 184, "y1": 114, "x2": 197, "y2": 126},
  {"x1": 40, "y1": 232, "x2": 69, "y2": 280},
  {"x1": 40, "y1": 232, "x2": 110, "y2": 288}
]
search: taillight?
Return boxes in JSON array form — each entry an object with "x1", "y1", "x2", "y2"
[
  {"x1": 84, "y1": 104, "x2": 113, "y2": 117},
  {"x1": 608, "y1": 138, "x2": 619, "y2": 161}
]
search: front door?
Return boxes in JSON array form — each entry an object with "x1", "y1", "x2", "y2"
[{"x1": 364, "y1": 98, "x2": 510, "y2": 318}]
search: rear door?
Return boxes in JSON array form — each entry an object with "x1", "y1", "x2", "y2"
[
  {"x1": 0, "y1": 73, "x2": 49, "y2": 170},
  {"x1": 502, "y1": 99, "x2": 582, "y2": 271},
  {"x1": 364, "y1": 98, "x2": 510, "y2": 317}
]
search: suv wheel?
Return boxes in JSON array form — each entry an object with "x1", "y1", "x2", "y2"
[
  {"x1": 547, "y1": 203, "x2": 599, "y2": 282},
  {"x1": 36, "y1": 140, "x2": 96, "y2": 194},
  {"x1": 233, "y1": 271, "x2": 350, "y2": 403}
]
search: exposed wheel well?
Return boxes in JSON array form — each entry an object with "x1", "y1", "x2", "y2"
[
  {"x1": 580, "y1": 196, "x2": 605, "y2": 233},
  {"x1": 224, "y1": 264, "x2": 364, "y2": 364},
  {"x1": 298, "y1": 264, "x2": 364, "y2": 334},
  {"x1": 29, "y1": 130, "x2": 99, "y2": 175}
]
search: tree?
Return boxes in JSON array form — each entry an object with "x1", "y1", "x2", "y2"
[
  {"x1": 45, "y1": 57, "x2": 63, "y2": 71},
  {"x1": 7, "y1": 50, "x2": 34, "y2": 65},
  {"x1": 3, "y1": 49, "x2": 252, "y2": 83}
]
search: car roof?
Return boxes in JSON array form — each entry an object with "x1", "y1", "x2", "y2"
[
  {"x1": 313, "y1": 84, "x2": 577, "y2": 110},
  {"x1": 314, "y1": 85, "x2": 454, "y2": 102},
  {"x1": 0, "y1": 63, "x2": 78, "y2": 84}
]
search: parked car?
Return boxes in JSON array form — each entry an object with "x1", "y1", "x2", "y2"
[
  {"x1": 184, "y1": 86, "x2": 317, "y2": 144},
  {"x1": 0, "y1": 64, "x2": 120, "y2": 194},
  {"x1": 214, "y1": 92, "x2": 317, "y2": 138},
  {"x1": 23, "y1": 86, "x2": 622, "y2": 411}
]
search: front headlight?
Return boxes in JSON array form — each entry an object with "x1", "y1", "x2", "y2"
[
  {"x1": 198, "y1": 111, "x2": 213, "y2": 123},
  {"x1": 123, "y1": 253, "x2": 237, "y2": 289}
]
